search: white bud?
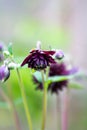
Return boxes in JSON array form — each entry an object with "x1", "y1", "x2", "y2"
[
  {"x1": 36, "y1": 41, "x2": 41, "y2": 50},
  {"x1": 8, "y1": 62, "x2": 20, "y2": 69}
]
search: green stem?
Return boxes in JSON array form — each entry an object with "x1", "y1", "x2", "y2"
[
  {"x1": 41, "y1": 70, "x2": 47, "y2": 130},
  {"x1": 16, "y1": 69, "x2": 33, "y2": 130}
]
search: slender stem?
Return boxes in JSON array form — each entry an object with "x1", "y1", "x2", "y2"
[
  {"x1": 60, "y1": 88, "x2": 69, "y2": 130},
  {"x1": 56, "y1": 94, "x2": 59, "y2": 130},
  {"x1": 41, "y1": 70, "x2": 47, "y2": 130},
  {"x1": 0, "y1": 88, "x2": 21, "y2": 130},
  {"x1": 16, "y1": 69, "x2": 33, "y2": 130}
]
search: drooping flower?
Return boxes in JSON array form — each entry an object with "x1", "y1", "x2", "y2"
[
  {"x1": 0, "y1": 65, "x2": 10, "y2": 82},
  {"x1": 21, "y1": 49, "x2": 56, "y2": 70},
  {"x1": 33, "y1": 62, "x2": 78, "y2": 94}
]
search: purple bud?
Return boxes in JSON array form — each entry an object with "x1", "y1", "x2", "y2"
[
  {"x1": 0, "y1": 42, "x2": 4, "y2": 51},
  {"x1": 0, "y1": 65, "x2": 10, "y2": 82},
  {"x1": 54, "y1": 50, "x2": 64, "y2": 60}
]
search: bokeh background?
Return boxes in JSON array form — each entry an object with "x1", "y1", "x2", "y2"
[{"x1": 0, "y1": 0, "x2": 87, "y2": 130}]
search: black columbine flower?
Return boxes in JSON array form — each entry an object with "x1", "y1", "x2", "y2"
[
  {"x1": 0, "y1": 65, "x2": 10, "y2": 82},
  {"x1": 33, "y1": 62, "x2": 77, "y2": 94},
  {"x1": 48, "y1": 63, "x2": 70, "y2": 93},
  {"x1": 21, "y1": 49, "x2": 56, "y2": 70}
]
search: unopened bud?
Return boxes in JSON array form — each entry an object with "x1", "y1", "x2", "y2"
[
  {"x1": 0, "y1": 65, "x2": 10, "y2": 82},
  {"x1": 54, "y1": 50, "x2": 64, "y2": 60},
  {"x1": 36, "y1": 41, "x2": 41, "y2": 50}
]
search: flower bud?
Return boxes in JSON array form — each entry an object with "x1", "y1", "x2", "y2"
[
  {"x1": 54, "y1": 50, "x2": 64, "y2": 60},
  {"x1": 0, "y1": 65, "x2": 10, "y2": 82},
  {"x1": 8, "y1": 62, "x2": 20, "y2": 69}
]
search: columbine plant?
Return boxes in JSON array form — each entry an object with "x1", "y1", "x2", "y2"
[
  {"x1": 33, "y1": 49, "x2": 78, "y2": 130},
  {"x1": 0, "y1": 41, "x2": 81, "y2": 130},
  {"x1": 21, "y1": 41, "x2": 58, "y2": 130},
  {"x1": 21, "y1": 44, "x2": 56, "y2": 70}
]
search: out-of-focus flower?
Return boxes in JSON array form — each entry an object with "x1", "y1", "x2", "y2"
[
  {"x1": 21, "y1": 49, "x2": 56, "y2": 70},
  {"x1": 33, "y1": 62, "x2": 78, "y2": 94},
  {"x1": 0, "y1": 65, "x2": 10, "y2": 82},
  {"x1": 54, "y1": 50, "x2": 64, "y2": 60},
  {"x1": 48, "y1": 63, "x2": 74, "y2": 93}
]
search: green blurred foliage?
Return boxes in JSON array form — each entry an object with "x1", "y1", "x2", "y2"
[
  {"x1": 13, "y1": 19, "x2": 69, "y2": 56},
  {"x1": 7, "y1": 68, "x2": 43, "y2": 119}
]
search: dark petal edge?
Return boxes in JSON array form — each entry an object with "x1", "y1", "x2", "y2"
[{"x1": 21, "y1": 54, "x2": 31, "y2": 66}]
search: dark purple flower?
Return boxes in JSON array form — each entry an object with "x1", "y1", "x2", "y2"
[
  {"x1": 33, "y1": 62, "x2": 77, "y2": 94},
  {"x1": 21, "y1": 49, "x2": 56, "y2": 70},
  {"x1": 0, "y1": 65, "x2": 10, "y2": 82},
  {"x1": 48, "y1": 63, "x2": 70, "y2": 93}
]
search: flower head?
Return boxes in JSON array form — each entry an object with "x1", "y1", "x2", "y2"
[
  {"x1": 48, "y1": 63, "x2": 70, "y2": 93},
  {"x1": 21, "y1": 49, "x2": 56, "y2": 70},
  {"x1": 0, "y1": 65, "x2": 10, "y2": 82},
  {"x1": 33, "y1": 62, "x2": 78, "y2": 94}
]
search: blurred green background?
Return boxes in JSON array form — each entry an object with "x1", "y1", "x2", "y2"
[{"x1": 0, "y1": 0, "x2": 87, "y2": 130}]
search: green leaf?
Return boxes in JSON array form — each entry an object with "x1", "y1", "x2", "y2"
[
  {"x1": 48, "y1": 75, "x2": 74, "y2": 83},
  {"x1": 33, "y1": 71, "x2": 44, "y2": 83},
  {"x1": 68, "y1": 83, "x2": 83, "y2": 89},
  {"x1": 47, "y1": 72, "x2": 83, "y2": 83},
  {"x1": 33, "y1": 71, "x2": 84, "y2": 90},
  {"x1": 33, "y1": 71, "x2": 78, "y2": 83},
  {"x1": 8, "y1": 43, "x2": 13, "y2": 55}
]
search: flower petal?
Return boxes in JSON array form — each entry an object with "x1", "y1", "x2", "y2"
[
  {"x1": 43, "y1": 50, "x2": 55, "y2": 55},
  {"x1": 21, "y1": 54, "x2": 31, "y2": 66}
]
